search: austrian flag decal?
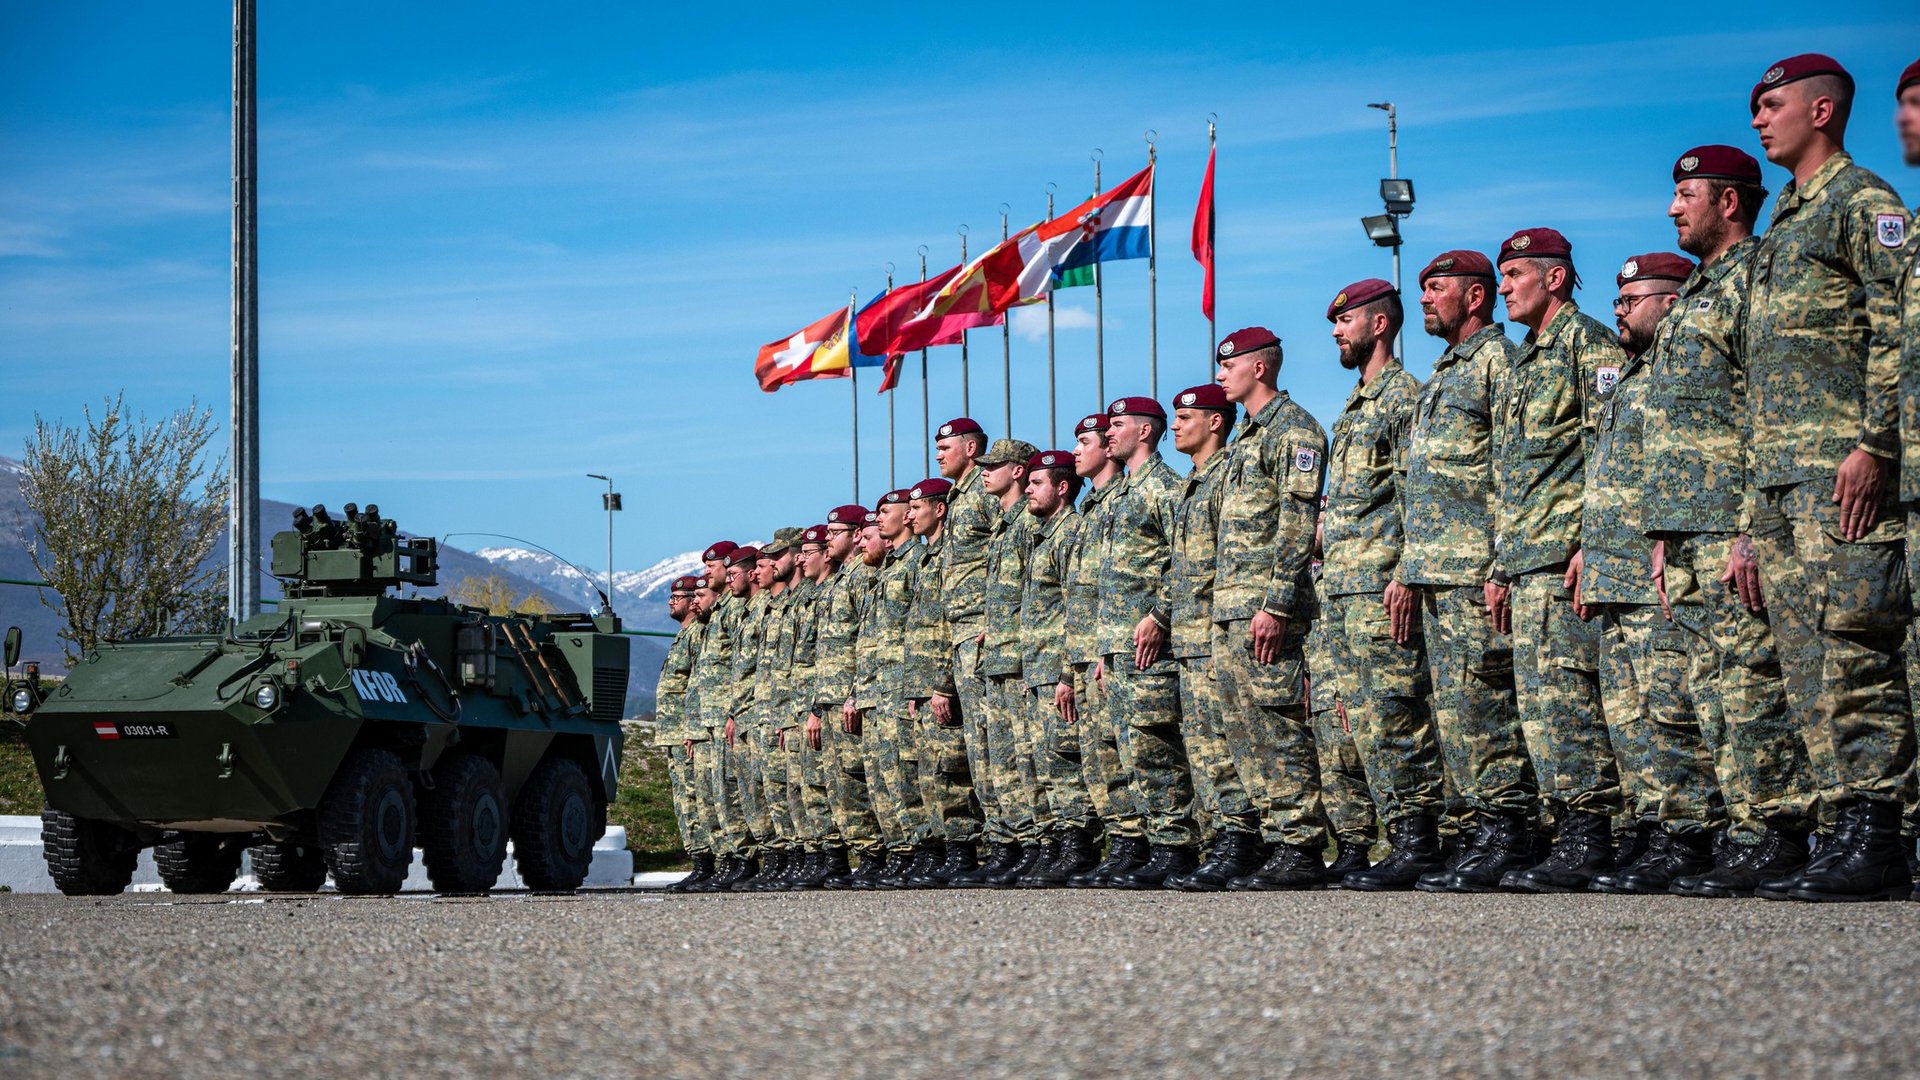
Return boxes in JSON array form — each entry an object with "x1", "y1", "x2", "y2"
[{"x1": 93, "y1": 721, "x2": 119, "y2": 740}]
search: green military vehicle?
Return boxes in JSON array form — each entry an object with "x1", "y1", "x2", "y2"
[{"x1": 5, "y1": 504, "x2": 630, "y2": 896}]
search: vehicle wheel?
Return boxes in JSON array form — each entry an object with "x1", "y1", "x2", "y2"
[
  {"x1": 511, "y1": 756, "x2": 597, "y2": 891},
  {"x1": 251, "y1": 841, "x2": 329, "y2": 892},
  {"x1": 419, "y1": 753, "x2": 508, "y2": 894},
  {"x1": 317, "y1": 747, "x2": 416, "y2": 894},
  {"x1": 40, "y1": 807, "x2": 138, "y2": 896},
  {"x1": 154, "y1": 831, "x2": 246, "y2": 894}
]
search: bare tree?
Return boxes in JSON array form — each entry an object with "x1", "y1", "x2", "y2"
[
  {"x1": 445, "y1": 573, "x2": 557, "y2": 616},
  {"x1": 19, "y1": 394, "x2": 231, "y2": 665}
]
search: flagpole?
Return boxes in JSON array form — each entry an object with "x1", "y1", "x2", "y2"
[
  {"x1": 918, "y1": 245, "x2": 930, "y2": 476},
  {"x1": 999, "y1": 203, "x2": 1012, "y2": 439},
  {"x1": 885, "y1": 263, "x2": 896, "y2": 491},
  {"x1": 1207, "y1": 115, "x2": 1218, "y2": 362},
  {"x1": 848, "y1": 288, "x2": 860, "y2": 503},
  {"x1": 1146, "y1": 130, "x2": 1158, "y2": 400},
  {"x1": 958, "y1": 224, "x2": 970, "y2": 417},
  {"x1": 1045, "y1": 182, "x2": 1057, "y2": 448},
  {"x1": 1092, "y1": 148, "x2": 1104, "y2": 408}
]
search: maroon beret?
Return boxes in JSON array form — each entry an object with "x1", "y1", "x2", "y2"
[
  {"x1": 908, "y1": 477, "x2": 952, "y2": 501},
  {"x1": 1108, "y1": 395, "x2": 1166, "y2": 420},
  {"x1": 692, "y1": 575, "x2": 713, "y2": 590},
  {"x1": 1075, "y1": 413, "x2": 1111, "y2": 435},
  {"x1": 702, "y1": 540, "x2": 738, "y2": 562},
  {"x1": 1751, "y1": 53, "x2": 1853, "y2": 115},
  {"x1": 723, "y1": 546, "x2": 760, "y2": 567},
  {"x1": 1216, "y1": 326, "x2": 1280, "y2": 359},
  {"x1": 826, "y1": 504, "x2": 868, "y2": 526},
  {"x1": 1418, "y1": 250, "x2": 1495, "y2": 286},
  {"x1": 935, "y1": 417, "x2": 983, "y2": 440},
  {"x1": 670, "y1": 575, "x2": 698, "y2": 592},
  {"x1": 800, "y1": 525, "x2": 827, "y2": 545},
  {"x1": 878, "y1": 488, "x2": 913, "y2": 506},
  {"x1": 863, "y1": 510, "x2": 879, "y2": 526},
  {"x1": 1171, "y1": 384, "x2": 1232, "y2": 412},
  {"x1": 1616, "y1": 253, "x2": 1695, "y2": 288},
  {"x1": 1899, "y1": 59, "x2": 1920, "y2": 98},
  {"x1": 1326, "y1": 278, "x2": 1397, "y2": 321},
  {"x1": 1497, "y1": 227, "x2": 1574, "y2": 265},
  {"x1": 1673, "y1": 144, "x2": 1764, "y2": 188},
  {"x1": 1026, "y1": 449, "x2": 1075, "y2": 472}
]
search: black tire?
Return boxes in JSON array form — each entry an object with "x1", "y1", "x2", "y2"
[
  {"x1": 419, "y1": 753, "x2": 508, "y2": 894},
  {"x1": 154, "y1": 831, "x2": 246, "y2": 894},
  {"x1": 317, "y1": 747, "x2": 416, "y2": 894},
  {"x1": 40, "y1": 807, "x2": 138, "y2": 896},
  {"x1": 251, "y1": 841, "x2": 329, "y2": 892},
  {"x1": 510, "y1": 756, "x2": 597, "y2": 891}
]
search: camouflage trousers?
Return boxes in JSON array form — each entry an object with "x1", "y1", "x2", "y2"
[
  {"x1": 1510, "y1": 569, "x2": 1621, "y2": 816},
  {"x1": 858, "y1": 705, "x2": 929, "y2": 852},
  {"x1": 1747, "y1": 484, "x2": 1914, "y2": 807},
  {"x1": 760, "y1": 725, "x2": 797, "y2": 849},
  {"x1": 1103, "y1": 653, "x2": 1198, "y2": 849},
  {"x1": 1030, "y1": 683, "x2": 1095, "y2": 830},
  {"x1": 1307, "y1": 683, "x2": 1378, "y2": 848},
  {"x1": 985, "y1": 673, "x2": 1044, "y2": 843},
  {"x1": 1419, "y1": 584, "x2": 1535, "y2": 815},
  {"x1": 722, "y1": 727, "x2": 772, "y2": 851},
  {"x1": 1597, "y1": 603, "x2": 1724, "y2": 834},
  {"x1": 1323, "y1": 592, "x2": 1444, "y2": 823},
  {"x1": 1177, "y1": 657, "x2": 1257, "y2": 837},
  {"x1": 1211, "y1": 619, "x2": 1326, "y2": 849},
  {"x1": 913, "y1": 699, "x2": 982, "y2": 844},
  {"x1": 661, "y1": 741, "x2": 710, "y2": 855},
  {"x1": 820, "y1": 702, "x2": 883, "y2": 859},
  {"x1": 781, "y1": 720, "x2": 836, "y2": 852},
  {"x1": 1664, "y1": 532, "x2": 1816, "y2": 841},
  {"x1": 1070, "y1": 661, "x2": 1144, "y2": 838},
  {"x1": 693, "y1": 736, "x2": 744, "y2": 856},
  {"x1": 951, "y1": 634, "x2": 993, "y2": 842}
]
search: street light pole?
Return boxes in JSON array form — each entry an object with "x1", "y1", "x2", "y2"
[
  {"x1": 586, "y1": 473, "x2": 619, "y2": 614},
  {"x1": 1369, "y1": 101, "x2": 1403, "y2": 359}
]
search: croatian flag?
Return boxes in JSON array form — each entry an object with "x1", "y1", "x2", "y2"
[{"x1": 1047, "y1": 163, "x2": 1154, "y2": 281}]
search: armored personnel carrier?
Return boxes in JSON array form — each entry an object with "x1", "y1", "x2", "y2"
[{"x1": 8, "y1": 504, "x2": 630, "y2": 896}]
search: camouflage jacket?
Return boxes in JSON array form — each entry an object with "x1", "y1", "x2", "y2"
[
  {"x1": 1322, "y1": 360, "x2": 1420, "y2": 597},
  {"x1": 906, "y1": 531, "x2": 956, "y2": 699},
  {"x1": 729, "y1": 591, "x2": 771, "y2": 727},
  {"x1": 809, "y1": 559, "x2": 867, "y2": 711},
  {"x1": 1020, "y1": 506, "x2": 1077, "y2": 689},
  {"x1": 1065, "y1": 482, "x2": 1115, "y2": 666},
  {"x1": 1398, "y1": 323, "x2": 1517, "y2": 586},
  {"x1": 1746, "y1": 152, "x2": 1910, "y2": 490},
  {"x1": 757, "y1": 586, "x2": 801, "y2": 729},
  {"x1": 1093, "y1": 452, "x2": 1180, "y2": 671},
  {"x1": 1494, "y1": 300, "x2": 1623, "y2": 577},
  {"x1": 652, "y1": 618, "x2": 704, "y2": 745},
  {"x1": 1578, "y1": 350, "x2": 1656, "y2": 607},
  {"x1": 940, "y1": 463, "x2": 997, "y2": 641},
  {"x1": 1302, "y1": 572, "x2": 1335, "y2": 716},
  {"x1": 981, "y1": 500, "x2": 1034, "y2": 679},
  {"x1": 783, "y1": 578, "x2": 823, "y2": 726},
  {"x1": 692, "y1": 593, "x2": 741, "y2": 731},
  {"x1": 855, "y1": 542, "x2": 921, "y2": 712},
  {"x1": 1168, "y1": 450, "x2": 1229, "y2": 659},
  {"x1": 1214, "y1": 390, "x2": 1327, "y2": 623},
  {"x1": 1641, "y1": 237, "x2": 1758, "y2": 535},
  {"x1": 1904, "y1": 228, "x2": 1920, "y2": 501}
]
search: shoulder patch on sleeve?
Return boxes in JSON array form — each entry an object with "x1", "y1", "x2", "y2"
[
  {"x1": 1878, "y1": 214, "x2": 1906, "y2": 249},
  {"x1": 1292, "y1": 447, "x2": 1319, "y2": 473},
  {"x1": 1596, "y1": 366, "x2": 1621, "y2": 394}
]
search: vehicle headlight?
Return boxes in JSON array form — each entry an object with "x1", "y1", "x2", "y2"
[
  {"x1": 253, "y1": 682, "x2": 279, "y2": 710},
  {"x1": 9, "y1": 688, "x2": 29, "y2": 713}
]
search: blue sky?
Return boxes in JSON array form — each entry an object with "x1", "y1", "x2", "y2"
[{"x1": 4, "y1": 4, "x2": 1919, "y2": 574}]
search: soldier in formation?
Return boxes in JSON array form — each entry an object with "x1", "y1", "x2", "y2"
[{"x1": 659, "y1": 52, "x2": 1920, "y2": 902}]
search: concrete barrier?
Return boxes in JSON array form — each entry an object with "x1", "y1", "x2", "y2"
[{"x1": 0, "y1": 814, "x2": 634, "y2": 894}]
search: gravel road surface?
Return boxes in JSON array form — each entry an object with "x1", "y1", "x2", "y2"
[{"x1": 3, "y1": 889, "x2": 1917, "y2": 1078}]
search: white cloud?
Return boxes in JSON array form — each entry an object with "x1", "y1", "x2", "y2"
[{"x1": 1010, "y1": 302, "x2": 1099, "y2": 342}]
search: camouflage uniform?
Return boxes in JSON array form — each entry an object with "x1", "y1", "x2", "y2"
[
  {"x1": 736, "y1": 588, "x2": 784, "y2": 848},
  {"x1": 1642, "y1": 236, "x2": 1813, "y2": 843},
  {"x1": 1303, "y1": 575, "x2": 1377, "y2": 848},
  {"x1": 1321, "y1": 359, "x2": 1442, "y2": 824},
  {"x1": 1095, "y1": 449, "x2": 1196, "y2": 849},
  {"x1": 982, "y1": 502, "x2": 1043, "y2": 845},
  {"x1": 856, "y1": 541, "x2": 929, "y2": 853},
  {"x1": 1398, "y1": 323, "x2": 1533, "y2": 817},
  {"x1": 1169, "y1": 450, "x2": 1257, "y2": 837},
  {"x1": 654, "y1": 616, "x2": 709, "y2": 856},
  {"x1": 1212, "y1": 390, "x2": 1328, "y2": 849},
  {"x1": 781, "y1": 576, "x2": 835, "y2": 852},
  {"x1": 1495, "y1": 299, "x2": 1623, "y2": 818},
  {"x1": 1747, "y1": 151, "x2": 1913, "y2": 809},
  {"x1": 1581, "y1": 345, "x2": 1722, "y2": 835},
  {"x1": 812, "y1": 557, "x2": 882, "y2": 862},
  {"x1": 1022, "y1": 505, "x2": 1094, "y2": 830},
  {"x1": 695, "y1": 593, "x2": 750, "y2": 855},
  {"x1": 940, "y1": 464, "x2": 997, "y2": 836},
  {"x1": 1066, "y1": 481, "x2": 1143, "y2": 838},
  {"x1": 908, "y1": 529, "x2": 981, "y2": 842}
]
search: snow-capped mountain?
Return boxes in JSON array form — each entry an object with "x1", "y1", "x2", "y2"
[{"x1": 473, "y1": 545, "x2": 737, "y2": 634}]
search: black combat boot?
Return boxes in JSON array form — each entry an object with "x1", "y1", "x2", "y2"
[
  {"x1": 1171, "y1": 830, "x2": 1264, "y2": 892},
  {"x1": 1590, "y1": 830, "x2": 1668, "y2": 894},
  {"x1": 716, "y1": 852, "x2": 759, "y2": 892},
  {"x1": 1022, "y1": 827, "x2": 1099, "y2": 888},
  {"x1": 1422, "y1": 811, "x2": 1531, "y2": 893},
  {"x1": 1671, "y1": 836, "x2": 1748, "y2": 897},
  {"x1": 1511, "y1": 811, "x2": 1613, "y2": 893},
  {"x1": 795, "y1": 848, "x2": 842, "y2": 890},
  {"x1": 928, "y1": 840, "x2": 980, "y2": 885},
  {"x1": 1108, "y1": 844, "x2": 1199, "y2": 889},
  {"x1": 1756, "y1": 830, "x2": 1827, "y2": 900},
  {"x1": 989, "y1": 843, "x2": 1045, "y2": 887},
  {"x1": 899, "y1": 841, "x2": 948, "y2": 888},
  {"x1": 668, "y1": 852, "x2": 716, "y2": 894},
  {"x1": 1326, "y1": 837, "x2": 1372, "y2": 880},
  {"x1": 866, "y1": 848, "x2": 918, "y2": 890},
  {"x1": 1686, "y1": 825, "x2": 1807, "y2": 898},
  {"x1": 953, "y1": 842, "x2": 1021, "y2": 888},
  {"x1": 1611, "y1": 819, "x2": 1657, "y2": 877},
  {"x1": 686, "y1": 854, "x2": 734, "y2": 893},
  {"x1": 1227, "y1": 842, "x2": 1329, "y2": 891},
  {"x1": 818, "y1": 847, "x2": 860, "y2": 890},
  {"x1": 741, "y1": 849, "x2": 790, "y2": 891},
  {"x1": 1617, "y1": 828, "x2": 1714, "y2": 894},
  {"x1": 1067, "y1": 834, "x2": 1136, "y2": 883},
  {"x1": 1786, "y1": 799, "x2": 1913, "y2": 902},
  {"x1": 1341, "y1": 816, "x2": 1441, "y2": 891}
]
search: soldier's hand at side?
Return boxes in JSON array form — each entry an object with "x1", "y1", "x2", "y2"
[
  {"x1": 1054, "y1": 681, "x2": 1076, "y2": 725},
  {"x1": 683, "y1": 739, "x2": 693, "y2": 757},
  {"x1": 805, "y1": 713, "x2": 823, "y2": 750},
  {"x1": 1250, "y1": 610, "x2": 1286, "y2": 665},
  {"x1": 1651, "y1": 539, "x2": 1672, "y2": 621},
  {"x1": 1484, "y1": 581, "x2": 1511, "y2": 636},
  {"x1": 1092, "y1": 659, "x2": 1106, "y2": 687},
  {"x1": 1133, "y1": 616, "x2": 1165, "y2": 672},
  {"x1": 724, "y1": 716, "x2": 736, "y2": 747},
  {"x1": 1720, "y1": 534, "x2": 1765, "y2": 613},
  {"x1": 1384, "y1": 581, "x2": 1418, "y2": 646},
  {"x1": 772, "y1": 728, "x2": 782, "y2": 749},
  {"x1": 1834, "y1": 448, "x2": 1889, "y2": 541},
  {"x1": 906, "y1": 699, "x2": 916, "y2": 719},
  {"x1": 931, "y1": 693, "x2": 957, "y2": 727},
  {"x1": 1563, "y1": 550, "x2": 1591, "y2": 621},
  {"x1": 845, "y1": 708, "x2": 862, "y2": 736}
]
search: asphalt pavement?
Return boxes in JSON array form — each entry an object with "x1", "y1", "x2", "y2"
[{"x1": 2, "y1": 888, "x2": 1917, "y2": 1078}]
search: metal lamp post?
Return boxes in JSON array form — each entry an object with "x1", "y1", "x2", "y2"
[
  {"x1": 586, "y1": 473, "x2": 620, "y2": 614},
  {"x1": 1362, "y1": 101, "x2": 1414, "y2": 359}
]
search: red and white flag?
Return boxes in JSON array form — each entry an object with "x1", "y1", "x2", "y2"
[{"x1": 1191, "y1": 144, "x2": 1215, "y2": 320}]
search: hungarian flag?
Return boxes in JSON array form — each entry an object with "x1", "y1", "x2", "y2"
[
  {"x1": 754, "y1": 306, "x2": 846, "y2": 392},
  {"x1": 1192, "y1": 144, "x2": 1215, "y2": 319}
]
